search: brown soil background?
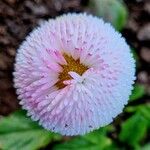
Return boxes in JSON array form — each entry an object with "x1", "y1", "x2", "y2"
[{"x1": 0, "y1": 0, "x2": 150, "y2": 116}]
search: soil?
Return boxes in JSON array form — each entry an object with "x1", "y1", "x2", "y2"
[{"x1": 0, "y1": 0, "x2": 149, "y2": 118}]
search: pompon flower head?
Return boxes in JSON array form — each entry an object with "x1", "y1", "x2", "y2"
[{"x1": 14, "y1": 13, "x2": 135, "y2": 136}]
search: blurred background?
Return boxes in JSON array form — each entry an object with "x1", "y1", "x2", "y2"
[{"x1": 0, "y1": 0, "x2": 150, "y2": 149}]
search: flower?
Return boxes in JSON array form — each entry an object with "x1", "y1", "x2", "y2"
[{"x1": 14, "y1": 13, "x2": 135, "y2": 136}]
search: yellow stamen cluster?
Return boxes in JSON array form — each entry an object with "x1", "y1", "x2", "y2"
[{"x1": 55, "y1": 54, "x2": 88, "y2": 89}]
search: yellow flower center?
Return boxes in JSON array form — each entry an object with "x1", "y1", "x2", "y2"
[{"x1": 55, "y1": 54, "x2": 88, "y2": 89}]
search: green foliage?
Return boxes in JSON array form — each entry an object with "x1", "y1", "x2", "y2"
[
  {"x1": 0, "y1": 105, "x2": 149, "y2": 150},
  {"x1": 125, "y1": 104, "x2": 150, "y2": 125},
  {"x1": 53, "y1": 126, "x2": 117, "y2": 150},
  {"x1": 89, "y1": 0, "x2": 128, "y2": 30},
  {"x1": 131, "y1": 48, "x2": 139, "y2": 64},
  {"x1": 130, "y1": 84, "x2": 145, "y2": 101},
  {"x1": 119, "y1": 103, "x2": 150, "y2": 149},
  {"x1": 141, "y1": 143, "x2": 150, "y2": 150},
  {"x1": 119, "y1": 113, "x2": 148, "y2": 147},
  {"x1": 0, "y1": 101, "x2": 149, "y2": 150},
  {"x1": 0, "y1": 110, "x2": 61, "y2": 150}
]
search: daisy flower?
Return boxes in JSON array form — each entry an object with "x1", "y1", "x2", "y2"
[{"x1": 14, "y1": 13, "x2": 135, "y2": 136}]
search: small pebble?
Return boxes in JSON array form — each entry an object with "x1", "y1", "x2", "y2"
[
  {"x1": 140, "y1": 47, "x2": 150, "y2": 63},
  {"x1": 138, "y1": 24, "x2": 150, "y2": 41}
]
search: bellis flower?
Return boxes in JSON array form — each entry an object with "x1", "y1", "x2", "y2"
[{"x1": 14, "y1": 13, "x2": 135, "y2": 136}]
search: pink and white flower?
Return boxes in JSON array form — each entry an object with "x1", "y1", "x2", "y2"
[{"x1": 14, "y1": 13, "x2": 135, "y2": 135}]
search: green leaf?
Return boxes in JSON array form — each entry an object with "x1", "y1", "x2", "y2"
[
  {"x1": 125, "y1": 104, "x2": 150, "y2": 133},
  {"x1": 131, "y1": 48, "x2": 139, "y2": 66},
  {"x1": 125, "y1": 104, "x2": 150, "y2": 122},
  {"x1": 141, "y1": 143, "x2": 150, "y2": 150},
  {"x1": 130, "y1": 84, "x2": 145, "y2": 101},
  {"x1": 0, "y1": 110, "x2": 61, "y2": 150},
  {"x1": 119, "y1": 113, "x2": 148, "y2": 147},
  {"x1": 53, "y1": 126, "x2": 117, "y2": 150},
  {"x1": 138, "y1": 105, "x2": 150, "y2": 123},
  {"x1": 89, "y1": 0, "x2": 128, "y2": 30}
]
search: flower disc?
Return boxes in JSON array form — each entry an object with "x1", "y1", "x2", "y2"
[{"x1": 14, "y1": 13, "x2": 135, "y2": 135}]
